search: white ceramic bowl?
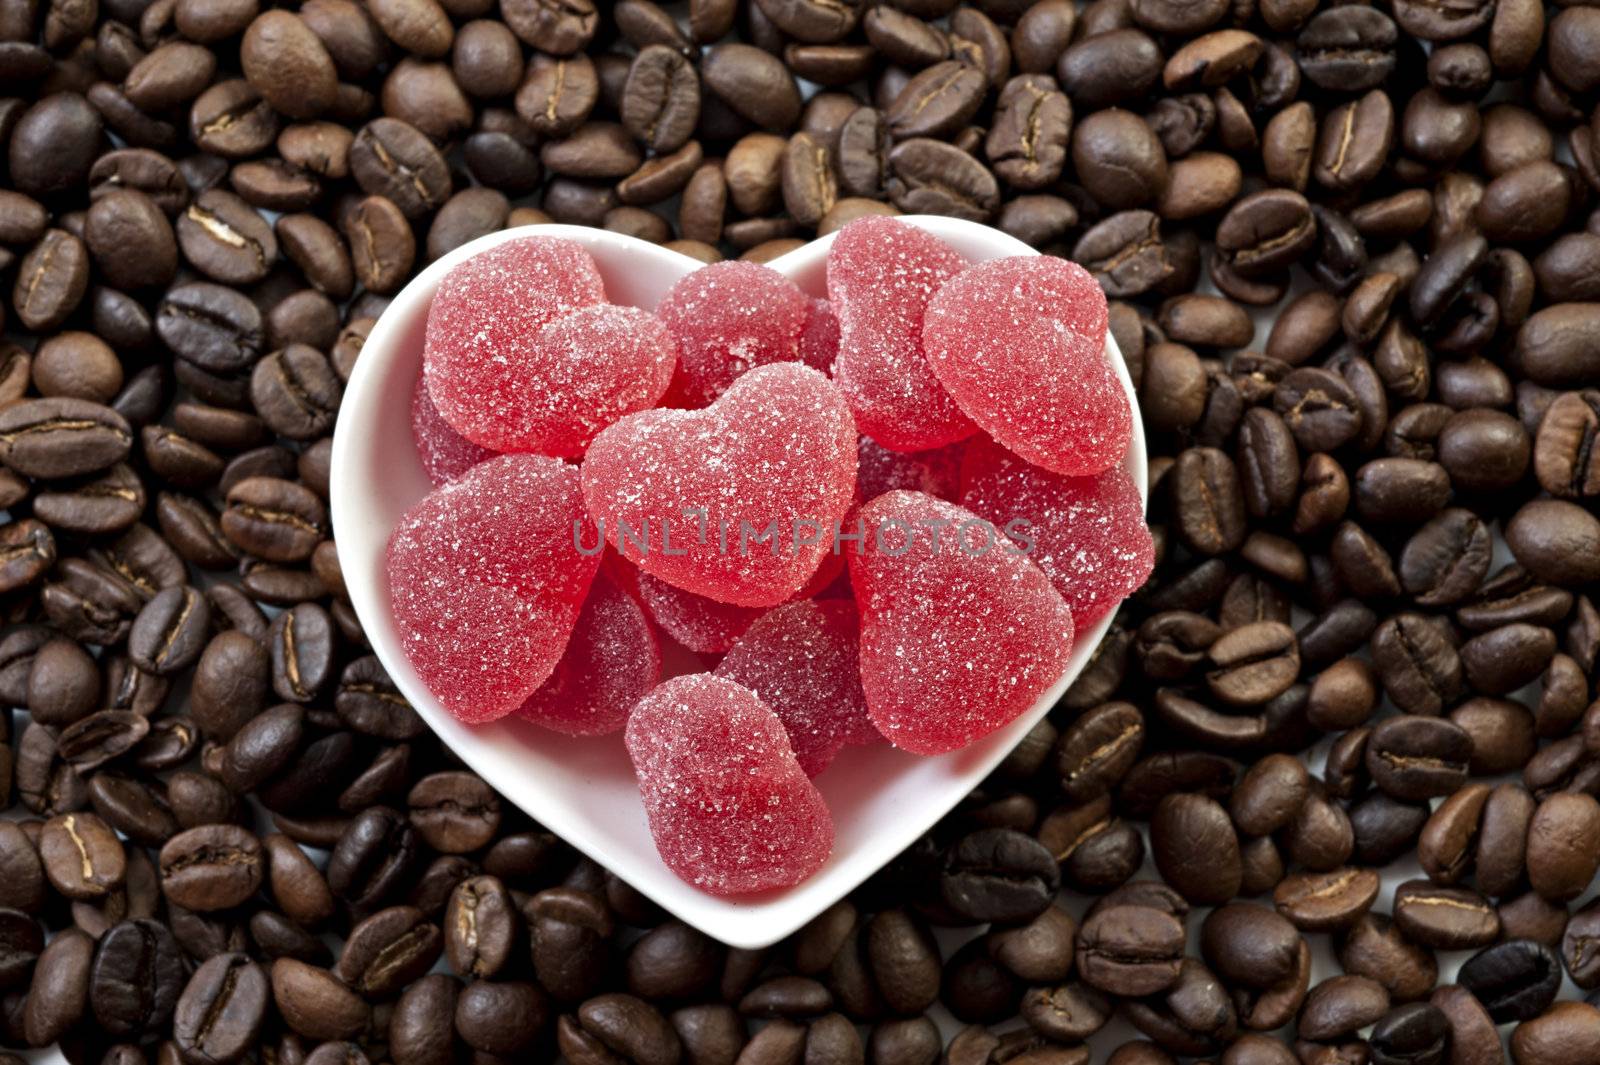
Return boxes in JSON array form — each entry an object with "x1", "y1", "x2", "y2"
[{"x1": 330, "y1": 216, "x2": 1147, "y2": 949}]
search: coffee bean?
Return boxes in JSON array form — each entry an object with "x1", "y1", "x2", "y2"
[
  {"x1": 1337, "y1": 913, "x2": 1438, "y2": 1003},
  {"x1": 1073, "y1": 109, "x2": 1167, "y2": 212},
  {"x1": 886, "y1": 137, "x2": 999, "y2": 222},
  {"x1": 1297, "y1": 7, "x2": 1398, "y2": 92},
  {"x1": 1394, "y1": 881, "x2": 1500, "y2": 950},
  {"x1": 176, "y1": 189, "x2": 276, "y2": 286},
  {"x1": 1526, "y1": 793, "x2": 1600, "y2": 903},
  {"x1": 159, "y1": 824, "x2": 264, "y2": 911},
  {"x1": 272, "y1": 957, "x2": 371, "y2": 1041},
  {"x1": 1171, "y1": 447, "x2": 1247, "y2": 556},
  {"x1": 1370, "y1": 614, "x2": 1465, "y2": 717},
  {"x1": 1206, "y1": 622, "x2": 1299, "y2": 707},
  {"x1": 1077, "y1": 905, "x2": 1185, "y2": 997},
  {"x1": 89, "y1": 919, "x2": 185, "y2": 1036},
  {"x1": 1507, "y1": 499, "x2": 1600, "y2": 587},
  {"x1": 40, "y1": 812, "x2": 125, "y2": 900},
  {"x1": 342, "y1": 194, "x2": 415, "y2": 294},
  {"x1": 23, "y1": 926, "x2": 92, "y2": 1046}
]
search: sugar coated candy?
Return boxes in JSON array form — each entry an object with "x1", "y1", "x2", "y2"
[
  {"x1": 960, "y1": 437, "x2": 1153, "y2": 631},
  {"x1": 714, "y1": 599, "x2": 876, "y2": 776},
  {"x1": 518, "y1": 567, "x2": 661, "y2": 736},
  {"x1": 656, "y1": 261, "x2": 812, "y2": 406},
  {"x1": 386, "y1": 454, "x2": 600, "y2": 724},
  {"x1": 923, "y1": 255, "x2": 1131, "y2": 476},
  {"x1": 637, "y1": 571, "x2": 762, "y2": 654},
  {"x1": 411, "y1": 368, "x2": 493, "y2": 487},
  {"x1": 625, "y1": 674, "x2": 834, "y2": 894},
  {"x1": 422, "y1": 236, "x2": 606, "y2": 452},
  {"x1": 582, "y1": 363, "x2": 858, "y2": 608},
  {"x1": 849, "y1": 490, "x2": 1076, "y2": 755},
  {"x1": 856, "y1": 434, "x2": 965, "y2": 503},
  {"x1": 827, "y1": 216, "x2": 976, "y2": 452},
  {"x1": 515, "y1": 303, "x2": 679, "y2": 457}
]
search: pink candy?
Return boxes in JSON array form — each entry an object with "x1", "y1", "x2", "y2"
[
  {"x1": 582, "y1": 363, "x2": 858, "y2": 608},
  {"x1": 516, "y1": 303, "x2": 679, "y2": 457},
  {"x1": 924, "y1": 255, "x2": 1130, "y2": 476},
  {"x1": 386, "y1": 454, "x2": 600, "y2": 724},
  {"x1": 656, "y1": 261, "x2": 812, "y2": 406},
  {"x1": 828, "y1": 216, "x2": 976, "y2": 452},
  {"x1": 425, "y1": 236, "x2": 678, "y2": 456},
  {"x1": 518, "y1": 567, "x2": 660, "y2": 736},
  {"x1": 637, "y1": 571, "x2": 762, "y2": 655},
  {"x1": 961, "y1": 437, "x2": 1153, "y2": 631},
  {"x1": 715, "y1": 599, "x2": 876, "y2": 776},
  {"x1": 625, "y1": 674, "x2": 833, "y2": 895},
  {"x1": 411, "y1": 369, "x2": 493, "y2": 486},
  {"x1": 848, "y1": 490, "x2": 1077, "y2": 755}
]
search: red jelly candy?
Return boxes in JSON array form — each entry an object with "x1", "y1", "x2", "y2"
[
  {"x1": 518, "y1": 303, "x2": 679, "y2": 457},
  {"x1": 423, "y1": 236, "x2": 607, "y2": 452},
  {"x1": 923, "y1": 255, "x2": 1130, "y2": 476},
  {"x1": 411, "y1": 369, "x2": 493, "y2": 486},
  {"x1": 856, "y1": 434, "x2": 965, "y2": 503},
  {"x1": 626, "y1": 674, "x2": 833, "y2": 894},
  {"x1": 657, "y1": 261, "x2": 811, "y2": 406},
  {"x1": 518, "y1": 567, "x2": 661, "y2": 736},
  {"x1": 582, "y1": 363, "x2": 858, "y2": 608},
  {"x1": 827, "y1": 216, "x2": 976, "y2": 452},
  {"x1": 848, "y1": 490, "x2": 1076, "y2": 755},
  {"x1": 715, "y1": 599, "x2": 876, "y2": 776},
  {"x1": 637, "y1": 572, "x2": 762, "y2": 654},
  {"x1": 386, "y1": 454, "x2": 600, "y2": 724},
  {"x1": 960, "y1": 437, "x2": 1153, "y2": 631}
]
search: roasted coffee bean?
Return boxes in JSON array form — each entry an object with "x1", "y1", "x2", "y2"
[
  {"x1": 334, "y1": 906, "x2": 442, "y2": 999},
  {"x1": 1458, "y1": 940, "x2": 1562, "y2": 1023},
  {"x1": 1366, "y1": 716, "x2": 1472, "y2": 802},
  {"x1": 125, "y1": 584, "x2": 209, "y2": 676},
  {"x1": 159, "y1": 824, "x2": 264, "y2": 911},
  {"x1": 940, "y1": 829, "x2": 1059, "y2": 924},
  {"x1": 1394, "y1": 881, "x2": 1500, "y2": 950},
  {"x1": 271, "y1": 957, "x2": 371, "y2": 1041},
  {"x1": 1274, "y1": 868, "x2": 1381, "y2": 932},
  {"x1": 23, "y1": 926, "x2": 92, "y2": 1046},
  {"x1": 1527, "y1": 793, "x2": 1600, "y2": 903},
  {"x1": 89, "y1": 918, "x2": 185, "y2": 1035},
  {"x1": 1077, "y1": 904, "x2": 1185, "y2": 997},
  {"x1": 40, "y1": 812, "x2": 125, "y2": 900},
  {"x1": 886, "y1": 137, "x2": 999, "y2": 221},
  {"x1": 0, "y1": 398, "x2": 131, "y2": 480},
  {"x1": 1371, "y1": 614, "x2": 1466, "y2": 717}
]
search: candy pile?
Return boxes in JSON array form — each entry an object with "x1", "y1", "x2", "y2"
[{"x1": 388, "y1": 219, "x2": 1153, "y2": 894}]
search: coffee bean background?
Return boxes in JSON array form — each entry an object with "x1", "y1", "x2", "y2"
[{"x1": 0, "y1": 0, "x2": 1599, "y2": 1062}]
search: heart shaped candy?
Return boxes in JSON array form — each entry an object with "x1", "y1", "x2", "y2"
[
  {"x1": 386, "y1": 454, "x2": 599, "y2": 724},
  {"x1": 423, "y1": 236, "x2": 606, "y2": 452},
  {"x1": 924, "y1": 255, "x2": 1130, "y2": 476},
  {"x1": 849, "y1": 490, "x2": 1077, "y2": 755},
  {"x1": 626, "y1": 674, "x2": 834, "y2": 895},
  {"x1": 828, "y1": 216, "x2": 977, "y2": 452},
  {"x1": 581, "y1": 362, "x2": 858, "y2": 608},
  {"x1": 656, "y1": 260, "x2": 818, "y2": 407}
]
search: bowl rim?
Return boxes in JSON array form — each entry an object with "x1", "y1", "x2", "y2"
[{"x1": 329, "y1": 216, "x2": 1148, "y2": 948}]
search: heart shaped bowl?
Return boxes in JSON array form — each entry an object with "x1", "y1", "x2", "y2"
[{"x1": 330, "y1": 216, "x2": 1148, "y2": 949}]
